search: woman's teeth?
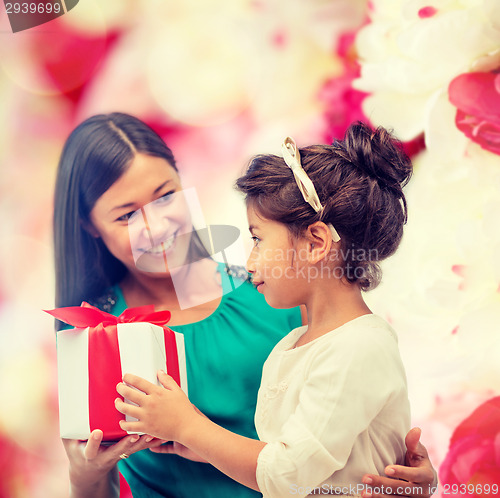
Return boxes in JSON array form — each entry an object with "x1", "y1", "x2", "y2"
[{"x1": 146, "y1": 234, "x2": 175, "y2": 254}]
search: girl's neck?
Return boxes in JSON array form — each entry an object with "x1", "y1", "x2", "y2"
[{"x1": 297, "y1": 279, "x2": 371, "y2": 347}]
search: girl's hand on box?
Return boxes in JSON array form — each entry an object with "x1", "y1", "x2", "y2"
[
  {"x1": 63, "y1": 430, "x2": 167, "y2": 497},
  {"x1": 118, "y1": 370, "x2": 265, "y2": 491},
  {"x1": 116, "y1": 370, "x2": 197, "y2": 442}
]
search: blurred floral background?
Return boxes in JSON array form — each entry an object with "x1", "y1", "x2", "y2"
[{"x1": 0, "y1": 0, "x2": 499, "y2": 496}]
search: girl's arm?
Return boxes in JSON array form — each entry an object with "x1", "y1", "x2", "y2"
[
  {"x1": 64, "y1": 429, "x2": 166, "y2": 498},
  {"x1": 177, "y1": 411, "x2": 266, "y2": 490},
  {"x1": 116, "y1": 371, "x2": 266, "y2": 491}
]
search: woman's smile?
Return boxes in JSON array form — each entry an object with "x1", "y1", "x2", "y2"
[{"x1": 135, "y1": 228, "x2": 179, "y2": 256}]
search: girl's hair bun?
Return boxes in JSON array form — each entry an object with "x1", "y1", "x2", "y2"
[{"x1": 341, "y1": 122, "x2": 412, "y2": 198}]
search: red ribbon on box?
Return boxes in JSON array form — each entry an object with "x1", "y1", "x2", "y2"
[{"x1": 46, "y1": 302, "x2": 179, "y2": 441}]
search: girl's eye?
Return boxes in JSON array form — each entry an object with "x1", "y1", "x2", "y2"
[
  {"x1": 251, "y1": 236, "x2": 261, "y2": 247},
  {"x1": 154, "y1": 190, "x2": 175, "y2": 205}
]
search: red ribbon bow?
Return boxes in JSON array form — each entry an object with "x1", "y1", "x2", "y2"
[{"x1": 45, "y1": 301, "x2": 171, "y2": 328}]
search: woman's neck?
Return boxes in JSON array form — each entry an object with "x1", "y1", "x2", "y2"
[
  {"x1": 120, "y1": 271, "x2": 179, "y2": 310},
  {"x1": 120, "y1": 258, "x2": 222, "y2": 311}
]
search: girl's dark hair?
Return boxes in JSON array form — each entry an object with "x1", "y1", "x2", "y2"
[
  {"x1": 54, "y1": 112, "x2": 207, "y2": 328},
  {"x1": 236, "y1": 121, "x2": 413, "y2": 290}
]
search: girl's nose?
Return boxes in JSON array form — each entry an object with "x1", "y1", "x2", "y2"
[{"x1": 246, "y1": 250, "x2": 256, "y2": 275}]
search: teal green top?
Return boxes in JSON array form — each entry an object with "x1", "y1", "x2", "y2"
[{"x1": 112, "y1": 264, "x2": 302, "y2": 497}]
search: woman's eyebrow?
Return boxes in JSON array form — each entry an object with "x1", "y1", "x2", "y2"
[
  {"x1": 111, "y1": 202, "x2": 136, "y2": 212},
  {"x1": 153, "y1": 179, "x2": 173, "y2": 194},
  {"x1": 110, "y1": 180, "x2": 173, "y2": 212}
]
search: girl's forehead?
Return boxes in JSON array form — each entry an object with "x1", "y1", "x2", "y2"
[
  {"x1": 246, "y1": 203, "x2": 266, "y2": 227},
  {"x1": 246, "y1": 203, "x2": 289, "y2": 235},
  {"x1": 246, "y1": 202, "x2": 267, "y2": 219}
]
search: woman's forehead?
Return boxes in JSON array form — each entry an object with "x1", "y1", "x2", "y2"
[{"x1": 94, "y1": 154, "x2": 180, "y2": 213}]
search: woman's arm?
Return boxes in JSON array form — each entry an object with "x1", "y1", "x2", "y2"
[
  {"x1": 116, "y1": 371, "x2": 266, "y2": 491},
  {"x1": 361, "y1": 428, "x2": 437, "y2": 498},
  {"x1": 64, "y1": 429, "x2": 167, "y2": 498}
]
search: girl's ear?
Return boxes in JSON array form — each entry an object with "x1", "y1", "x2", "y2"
[
  {"x1": 305, "y1": 222, "x2": 333, "y2": 264},
  {"x1": 81, "y1": 220, "x2": 100, "y2": 238}
]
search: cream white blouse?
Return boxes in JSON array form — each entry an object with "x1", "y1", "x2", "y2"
[{"x1": 254, "y1": 314, "x2": 410, "y2": 498}]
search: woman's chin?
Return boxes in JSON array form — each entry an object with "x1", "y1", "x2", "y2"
[{"x1": 133, "y1": 251, "x2": 184, "y2": 274}]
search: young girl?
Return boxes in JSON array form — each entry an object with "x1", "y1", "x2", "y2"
[
  {"x1": 115, "y1": 122, "x2": 415, "y2": 496},
  {"x1": 54, "y1": 113, "x2": 435, "y2": 497}
]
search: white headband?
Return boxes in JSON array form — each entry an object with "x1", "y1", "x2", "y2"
[{"x1": 281, "y1": 137, "x2": 341, "y2": 243}]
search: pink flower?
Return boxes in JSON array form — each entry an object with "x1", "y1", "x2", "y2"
[
  {"x1": 448, "y1": 70, "x2": 500, "y2": 156},
  {"x1": 418, "y1": 6, "x2": 438, "y2": 19},
  {"x1": 439, "y1": 397, "x2": 500, "y2": 495},
  {"x1": 319, "y1": 32, "x2": 370, "y2": 142}
]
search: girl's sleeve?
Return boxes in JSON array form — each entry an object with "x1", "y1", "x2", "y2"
[{"x1": 255, "y1": 327, "x2": 407, "y2": 498}]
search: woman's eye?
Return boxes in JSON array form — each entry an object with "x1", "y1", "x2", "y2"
[
  {"x1": 251, "y1": 236, "x2": 261, "y2": 247},
  {"x1": 154, "y1": 191, "x2": 175, "y2": 205},
  {"x1": 117, "y1": 210, "x2": 140, "y2": 223}
]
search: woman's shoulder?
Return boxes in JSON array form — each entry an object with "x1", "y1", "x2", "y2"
[
  {"x1": 87, "y1": 285, "x2": 123, "y2": 314},
  {"x1": 222, "y1": 263, "x2": 252, "y2": 282}
]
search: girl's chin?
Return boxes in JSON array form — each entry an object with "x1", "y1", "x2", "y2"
[{"x1": 261, "y1": 292, "x2": 295, "y2": 310}]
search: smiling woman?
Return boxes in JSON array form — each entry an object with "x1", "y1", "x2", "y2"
[{"x1": 53, "y1": 113, "x2": 211, "y2": 324}]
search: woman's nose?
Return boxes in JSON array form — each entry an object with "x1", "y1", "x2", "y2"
[{"x1": 141, "y1": 205, "x2": 171, "y2": 244}]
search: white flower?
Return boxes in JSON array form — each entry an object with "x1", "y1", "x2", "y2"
[{"x1": 354, "y1": 0, "x2": 500, "y2": 141}]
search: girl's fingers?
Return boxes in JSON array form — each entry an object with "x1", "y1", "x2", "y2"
[
  {"x1": 116, "y1": 383, "x2": 146, "y2": 405},
  {"x1": 122, "y1": 373, "x2": 155, "y2": 393},
  {"x1": 115, "y1": 398, "x2": 141, "y2": 418},
  {"x1": 119, "y1": 419, "x2": 141, "y2": 433},
  {"x1": 157, "y1": 370, "x2": 178, "y2": 390}
]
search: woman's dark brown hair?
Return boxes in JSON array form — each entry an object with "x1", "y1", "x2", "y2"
[{"x1": 235, "y1": 121, "x2": 413, "y2": 290}]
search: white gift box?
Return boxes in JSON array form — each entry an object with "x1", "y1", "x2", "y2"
[{"x1": 57, "y1": 322, "x2": 187, "y2": 441}]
